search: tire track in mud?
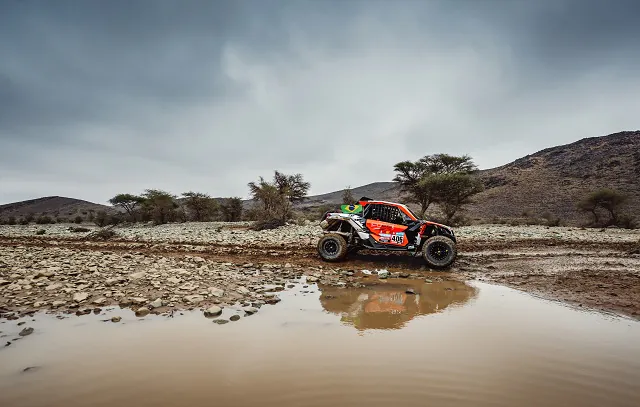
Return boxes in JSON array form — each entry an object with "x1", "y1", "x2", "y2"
[{"x1": 1, "y1": 235, "x2": 636, "y2": 272}]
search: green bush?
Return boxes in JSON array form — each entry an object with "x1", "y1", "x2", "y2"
[
  {"x1": 36, "y1": 216, "x2": 54, "y2": 224},
  {"x1": 74, "y1": 216, "x2": 83, "y2": 224}
]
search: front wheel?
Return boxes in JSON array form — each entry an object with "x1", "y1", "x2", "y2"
[
  {"x1": 317, "y1": 233, "x2": 348, "y2": 262},
  {"x1": 422, "y1": 235, "x2": 457, "y2": 269}
]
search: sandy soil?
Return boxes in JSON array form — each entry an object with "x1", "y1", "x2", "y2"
[{"x1": 1, "y1": 222, "x2": 639, "y2": 321}]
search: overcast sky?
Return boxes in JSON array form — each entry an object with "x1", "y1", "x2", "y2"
[{"x1": 1, "y1": 0, "x2": 639, "y2": 205}]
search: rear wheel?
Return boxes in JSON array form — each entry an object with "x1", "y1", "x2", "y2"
[
  {"x1": 422, "y1": 235, "x2": 457, "y2": 269},
  {"x1": 317, "y1": 233, "x2": 348, "y2": 262}
]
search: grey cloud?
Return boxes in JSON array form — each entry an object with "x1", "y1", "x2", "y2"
[{"x1": 1, "y1": 0, "x2": 639, "y2": 204}]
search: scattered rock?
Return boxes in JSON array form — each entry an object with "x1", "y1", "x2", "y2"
[
  {"x1": 131, "y1": 297, "x2": 148, "y2": 305},
  {"x1": 207, "y1": 287, "x2": 224, "y2": 297},
  {"x1": 306, "y1": 276, "x2": 319, "y2": 283},
  {"x1": 213, "y1": 319, "x2": 229, "y2": 324},
  {"x1": 236, "y1": 286, "x2": 250, "y2": 295},
  {"x1": 149, "y1": 298, "x2": 163, "y2": 309},
  {"x1": 52, "y1": 300, "x2": 66, "y2": 308},
  {"x1": 167, "y1": 277, "x2": 181, "y2": 284},
  {"x1": 19, "y1": 327, "x2": 34, "y2": 336},
  {"x1": 204, "y1": 305, "x2": 223, "y2": 317},
  {"x1": 243, "y1": 307, "x2": 259, "y2": 315},
  {"x1": 184, "y1": 295, "x2": 204, "y2": 305},
  {"x1": 73, "y1": 292, "x2": 89, "y2": 302},
  {"x1": 111, "y1": 316, "x2": 122, "y2": 323},
  {"x1": 92, "y1": 297, "x2": 107, "y2": 305},
  {"x1": 406, "y1": 288, "x2": 416, "y2": 294},
  {"x1": 135, "y1": 307, "x2": 150, "y2": 317},
  {"x1": 129, "y1": 271, "x2": 146, "y2": 280},
  {"x1": 45, "y1": 283, "x2": 62, "y2": 291},
  {"x1": 230, "y1": 315, "x2": 241, "y2": 321}
]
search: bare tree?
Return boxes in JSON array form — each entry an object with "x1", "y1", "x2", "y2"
[{"x1": 341, "y1": 186, "x2": 355, "y2": 205}]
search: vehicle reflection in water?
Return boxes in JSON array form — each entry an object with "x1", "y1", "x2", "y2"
[{"x1": 317, "y1": 278, "x2": 478, "y2": 331}]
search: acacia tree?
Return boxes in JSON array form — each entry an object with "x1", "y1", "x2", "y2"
[
  {"x1": 181, "y1": 191, "x2": 218, "y2": 221},
  {"x1": 423, "y1": 173, "x2": 484, "y2": 222},
  {"x1": 108, "y1": 193, "x2": 145, "y2": 221},
  {"x1": 393, "y1": 154, "x2": 480, "y2": 217},
  {"x1": 577, "y1": 188, "x2": 628, "y2": 226},
  {"x1": 141, "y1": 189, "x2": 178, "y2": 225},
  {"x1": 248, "y1": 170, "x2": 310, "y2": 226},
  {"x1": 219, "y1": 197, "x2": 243, "y2": 222}
]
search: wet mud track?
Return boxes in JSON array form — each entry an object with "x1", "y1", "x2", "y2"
[{"x1": 1, "y1": 235, "x2": 639, "y2": 320}]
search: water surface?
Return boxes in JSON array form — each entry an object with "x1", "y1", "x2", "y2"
[{"x1": 1, "y1": 279, "x2": 639, "y2": 407}]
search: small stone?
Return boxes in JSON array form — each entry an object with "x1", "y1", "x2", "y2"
[
  {"x1": 184, "y1": 295, "x2": 204, "y2": 304},
  {"x1": 306, "y1": 276, "x2": 319, "y2": 283},
  {"x1": 243, "y1": 307, "x2": 259, "y2": 315},
  {"x1": 230, "y1": 315, "x2": 241, "y2": 321},
  {"x1": 93, "y1": 297, "x2": 107, "y2": 305},
  {"x1": 45, "y1": 283, "x2": 62, "y2": 291},
  {"x1": 208, "y1": 287, "x2": 224, "y2": 297},
  {"x1": 131, "y1": 297, "x2": 148, "y2": 305},
  {"x1": 406, "y1": 288, "x2": 416, "y2": 294},
  {"x1": 118, "y1": 298, "x2": 133, "y2": 307},
  {"x1": 204, "y1": 306, "x2": 223, "y2": 317},
  {"x1": 399, "y1": 272, "x2": 410, "y2": 278},
  {"x1": 135, "y1": 307, "x2": 150, "y2": 317},
  {"x1": 213, "y1": 319, "x2": 229, "y2": 324},
  {"x1": 287, "y1": 284, "x2": 295, "y2": 288},
  {"x1": 236, "y1": 286, "x2": 250, "y2": 295},
  {"x1": 19, "y1": 327, "x2": 34, "y2": 336},
  {"x1": 167, "y1": 277, "x2": 181, "y2": 284},
  {"x1": 129, "y1": 271, "x2": 146, "y2": 280},
  {"x1": 425, "y1": 279, "x2": 433, "y2": 283},
  {"x1": 149, "y1": 298, "x2": 163, "y2": 309},
  {"x1": 73, "y1": 292, "x2": 89, "y2": 302},
  {"x1": 111, "y1": 316, "x2": 121, "y2": 322},
  {"x1": 52, "y1": 300, "x2": 66, "y2": 308},
  {"x1": 33, "y1": 301, "x2": 47, "y2": 307}
]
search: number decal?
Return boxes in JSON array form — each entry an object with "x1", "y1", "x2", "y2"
[{"x1": 391, "y1": 233, "x2": 404, "y2": 244}]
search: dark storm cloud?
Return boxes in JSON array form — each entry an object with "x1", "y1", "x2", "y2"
[{"x1": 1, "y1": 0, "x2": 639, "y2": 204}]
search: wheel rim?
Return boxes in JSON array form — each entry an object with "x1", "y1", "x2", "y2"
[
  {"x1": 429, "y1": 242, "x2": 450, "y2": 261},
  {"x1": 323, "y1": 240, "x2": 339, "y2": 256}
]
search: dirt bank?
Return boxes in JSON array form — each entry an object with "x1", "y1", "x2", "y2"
[{"x1": 1, "y1": 223, "x2": 639, "y2": 321}]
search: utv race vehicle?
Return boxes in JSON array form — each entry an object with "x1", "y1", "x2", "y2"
[{"x1": 317, "y1": 197, "x2": 457, "y2": 268}]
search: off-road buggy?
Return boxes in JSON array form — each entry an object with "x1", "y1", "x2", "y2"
[{"x1": 317, "y1": 197, "x2": 457, "y2": 268}]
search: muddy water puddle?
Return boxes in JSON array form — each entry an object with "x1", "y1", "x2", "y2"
[{"x1": 1, "y1": 279, "x2": 639, "y2": 407}]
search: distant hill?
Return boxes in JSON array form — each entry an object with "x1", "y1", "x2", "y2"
[
  {"x1": 0, "y1": 196, "x2": 117, "y2": 223},
  {"x1": 299, "y1": 130, "x2": 640, "y2": 225},
  {"x1": 2, "y1": 131, "x2": 638, "y2": 226}
]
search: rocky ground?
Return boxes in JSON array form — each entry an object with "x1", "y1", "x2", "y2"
[{"x1": 1, "y1": 222, "x2": 639, "y2": 324}]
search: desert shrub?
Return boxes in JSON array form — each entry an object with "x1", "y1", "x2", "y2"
[
  {"x1": 541, "y1": 212, "x2": 561, "y2": 227},
  {"x1": 19, "y1": 218, "x2": 29, "y2": 225},
  {"x1": 36, "y1": 215, "x2": 53, "y2": 224},
  {"x1": 94, "y1": 210, "x2": 108, "y2": 227},
  {"x1": 251, "y1": 218, "x2": 286, "y2": 231},
  {"x1": 219, "y1": 197, "x2": 243, "y2": 222},
  {"x1": 69, "y1": 226, "x2": 90, "y2": 233},
  {"x1": 181, "y1": 192, "x2": 218, "y2": 221},
  {"x1": 248, "y1": 170, "x2": 310, "y2": 225},
  {"x1": 616, "y1": 214, "x2": 638, "y2": 230},
  {"x1": 140, "y1": 189, "x2": 179, "y2": 225},
  {"x1": 88, "y1": 228, "x2": 117, "y2": 240},
  {"x1": 24, "y1": 213, "x2": 34, "y2": 223},
  {"x1": 450, "y1": 214, "x2": 471, "y2": 226},
  {"x1": 35, "y1": 229, "x2": 46, "y2": 235},
  {"x1": 7, "y1": 216, "x2": 16, "y2": 225},
  {"x1": 74, "y1": 216, "x2": 83, "y2": 224},
  {"x1": 55, "y1": 217, "x2": 67, "y2": 223}
]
